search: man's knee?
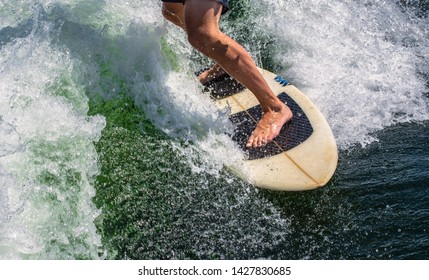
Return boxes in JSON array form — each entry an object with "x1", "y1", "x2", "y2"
[
  {"x1": 162, "y1": 3, "x2": 185, "y2": 28},
  {"x1": 162, "y1": 5, "x2": 174, "y2": 22},
  {"x1": 187, "y1": 27, "x2": 219, "y2": 54}
]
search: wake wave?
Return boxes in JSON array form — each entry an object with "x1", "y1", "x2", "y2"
[{"x1": 0, "y1": 4, "x2": 105, "y2": 259}]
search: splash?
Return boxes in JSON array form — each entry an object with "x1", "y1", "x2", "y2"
[{"x1": 241, "y1": 0, "x2": 429, "y2": 148}]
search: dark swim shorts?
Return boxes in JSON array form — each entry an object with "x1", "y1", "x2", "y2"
[{"x1": 161, "y1": 0, "x2": 229, "y2": 14}]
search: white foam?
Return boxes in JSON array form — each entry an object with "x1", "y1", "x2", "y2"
[
  {"x1": 257, "y1": 0, "x2": 429, "y2": 148},
  {"x1": 0, "y1": 8, "x2": 105, "y2": 259}
]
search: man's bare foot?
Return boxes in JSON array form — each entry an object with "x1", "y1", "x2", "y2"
[
  {"x1": 197, "y1": 64, "x2": 227, "y2": 84},
  {"x1": 246, "y1": 102, "x2": 293, "y2": 148}
]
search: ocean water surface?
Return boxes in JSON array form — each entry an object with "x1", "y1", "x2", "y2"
[{"x1": 0, "y1": 0, "x2": 428, "y2": 259}]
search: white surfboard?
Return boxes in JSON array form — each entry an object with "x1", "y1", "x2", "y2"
[{"x1": 203, "y1": 67, "x2": 338, "y2": 191}]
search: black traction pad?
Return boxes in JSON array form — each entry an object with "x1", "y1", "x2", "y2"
[
  {"x1": 201, "y1": 70, "x2": 314, "y2": 160},
  {"x1": 229, "y1": 93, "x2": 314, "y2": 160},
  {"x1": 197, "y1": 67, "x2": 246, "y2": 99}
]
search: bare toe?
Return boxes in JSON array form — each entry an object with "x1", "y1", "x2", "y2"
[{"x1": 246, "y1": 134, "x2": 255, "y2": 148}]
